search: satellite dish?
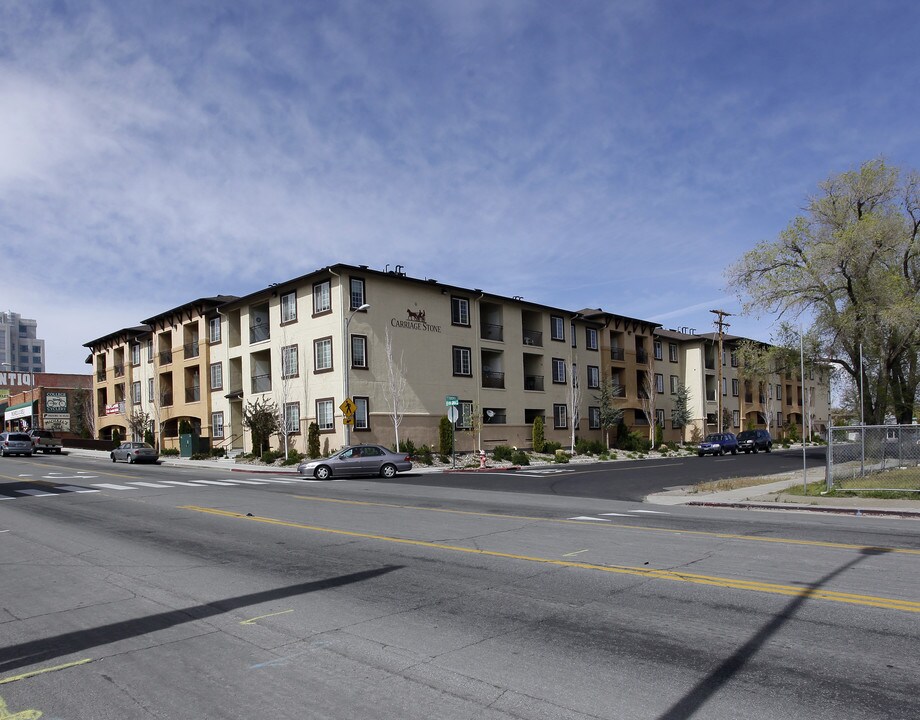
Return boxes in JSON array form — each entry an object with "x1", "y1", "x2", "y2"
[{"x1": 486, "y1": 410, "x2": 495, "y2": 418}]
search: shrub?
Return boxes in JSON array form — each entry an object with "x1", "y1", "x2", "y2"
[
  {"x1": 492, "y1": 445, "x2": 514, "y2": 462},
  {"x1": 397, "y1": 439, "x2": 417, "y2": 456},
  {"x1": 786, "y1": 423, "x2": 800, "y2": 443},
  {"x1": 112, "y1": 428, "x2": 121, "y2": 445},
  {"x1": 618, "y1": 432, "x2": 651, "y2": 453},
  {"x1": 439, "y1": 416, "x2": 453, "y2": 457},
  {"x1": 543, "y1": 440, "x2": 562, "y2": 454},
  {"x1": 261, "y1": 450, "x2": 283, "y2": 464},
  {"x1": 322, "y1": 438, "x2": 330, "y2": 457},
  {"x1": 598, "y1": 452, "x2": 610, "y2": 461},
  {"x1": 575, "y1": 438, "x2": 605, "y2": 455},
  {"x1": 189, "y1": 452, "x2": 210, "y2": 460},
  {"x1": 532, "y1": 415, "x2": 545, "y2": 453},
  {"x1": 511, "y1": 449, "x2": 529, "y2": 466},
  {"x1": 161, "y1": 448, "x2": 179, "y2": 456},
  {"x1": 179, "y1": 419, "x2": 194, "y2": 435},
  {"x1": 554, "y1": 449, "x2": 570, "y2": 464},
  {"x1": 281, "y1": 451, "x2": 304, "y2": 466},
  {"x1": 210, "y1": 447, "x2": 226, "y2": 458},
  {"x1": 144, "y1": 429, "x2": 155, "y2": 446},
  {"x1": 308, "y1": 422, "x2": 320, "y2": 458},
  {"x1": 417, "y1": 444, "x2": 434, "y2": 465}
]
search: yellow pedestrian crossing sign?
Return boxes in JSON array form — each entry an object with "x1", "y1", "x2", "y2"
[
  {"x1": 341, "y1": 415, "x2": 355, "y2": 425},
  {"x1": 340, "y1": 398, "x2": 357, "y2": 417}
]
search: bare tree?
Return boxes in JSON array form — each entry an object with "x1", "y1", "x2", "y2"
[
  {"x1": 127, "y1": 409, "x2": 150, "y2": 442},
  {"x1": 639, "y1": 371, "x2": 657, "y2": 444},
  {"x1": 382, "y1": 328, "x2": 408, "y2": 450},
  {"x1": 567, "y1": 363, "x2": 582, "y2": 453}
]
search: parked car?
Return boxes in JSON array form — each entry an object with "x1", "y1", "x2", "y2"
[
  {"x1": 111, "y1": 442, "x2": 160, "y2": 464},
  {"x1": 29, "y1": 429, "x2": 63, "y2": 454},
  {"x1": 698, "y1": 432, "x2": 738, "y2": 457},
  {"x1": 736, "y1": 429, "x2": 773, "y2": 453},
  {"x1": 298, "y1": 444, "x2": 412, "y2": 480},
  {"x1": 0, "y1": 432, "x2": 33, "y2": 457}
]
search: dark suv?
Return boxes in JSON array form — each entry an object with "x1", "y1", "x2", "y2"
[{"x1": 736, "y1": 429, "x2": 772, "y2": 453}]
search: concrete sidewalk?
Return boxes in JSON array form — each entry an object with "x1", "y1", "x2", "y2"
[{"x1": 647, "y1": 467, "x2": 920, "y2": 518}]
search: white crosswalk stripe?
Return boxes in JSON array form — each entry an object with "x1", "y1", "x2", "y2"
[
  {"x1": 93, "y1": 483, "x2": 137, "y2": 490},
  {"x1": 193, "y1": 480, "x2": 240, "y2": 486},
  {"x1": 16, "y1": 489, "x2": 56, "y2": 497},
  {"x1": 129, "y1": 482, "x2": 172, "y2": 488}
]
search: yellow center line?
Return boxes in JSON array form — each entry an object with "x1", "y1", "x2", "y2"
[
  {"x1": 240, "y1": 609, "x2": 294, "y2": 625},
  {"x1": 0, "y1": 658, "x2": 93, "y2": 685},
  {"x1": 180, "y1": 505, "x2": 920, "y2": 614},
  {"x1": 287, "y1": 494, "x2": 920, "y2": 556}
]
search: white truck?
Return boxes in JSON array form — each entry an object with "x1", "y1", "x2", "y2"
[{"x1": 29, "y1": 429, "x2": 63, "y2": 454}]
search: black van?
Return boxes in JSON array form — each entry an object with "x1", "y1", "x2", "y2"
[{"x1": 736, "y1": 429, "x2": 772, "y2": 453}]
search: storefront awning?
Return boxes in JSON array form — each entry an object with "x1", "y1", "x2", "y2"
[{"x1": 4, "y1": 401, "x2": 34, "y2": 421}]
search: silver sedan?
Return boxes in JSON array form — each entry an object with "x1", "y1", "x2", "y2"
[
  {"x1": 111, "y1": 442, "x2": 160, "y2": 464},
  {"x1": 298, "y1": 444, "x2": 412, "y2": 480}
]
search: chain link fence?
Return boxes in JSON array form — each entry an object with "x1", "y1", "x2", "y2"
[{"x1": 826, "y1": 424, "x2": 920, "y2": 492}]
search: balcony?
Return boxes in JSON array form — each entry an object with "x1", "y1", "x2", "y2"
[
  {"x1": 522, "y1": 329, "x2": 543, "y2": 347},
  {"x1": 481, "y1": 323, "x2": 503, "y2": 342},
  {"x1": 114, "y1": 364, "x2": 125, "y2": 378},
  {"x1": 184, "y1": 341, "x2": 200, "y2": 359},
  {"x1": 705, "y1": 358, "x2": 715, "y2": 370},
  {"x1": 250, "y1": 324, "x2": 270, "y2": 343},
  {"x1": 159, "y1": 350, "x2": 173, "y2": 365},
  {"x1": 482, "y1": 370, "x2": 505, "y2": 389},
  {"x1": 185, "y1": 386, "x2": 201, "y2": 403},
  {"x1": 524, "y1": 375, "x2": 544, "y2": 391},
  {"x1": 636, "y1": 348, "x2": 648, "y2": 363},
  {"x1": 706, "y1": 390, "x2": 717, "y2": 402},
  {"x1": 160, "y1": 391, "x2": 173, "y2": 407},
  {"x1": 612, "y1": 385, "x2": 626, "y2": 398},
  {"x1": 96, "y1": 370, "x2": 106, "y2": 382},
  {"x1": 251, "y1": 374, "x2": 272, "y2": 393},
  {"x1": 610, "y1": 347, "x2": 625, "y2": 362}
]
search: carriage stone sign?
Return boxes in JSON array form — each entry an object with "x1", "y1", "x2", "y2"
[{"x1": 390, "y1": 307, "x2": 442, "y2": 333}]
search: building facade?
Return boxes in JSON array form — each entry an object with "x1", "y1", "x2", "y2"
[
  {"x1": 84, "y1": 264, "x2": 831, "y2": 454},
  {"x1": 2, "y1": 373, "x2": 93, "y2": 437},
  {"x1": 0, "y1": 311, "x2": 46, "y2": 374}
]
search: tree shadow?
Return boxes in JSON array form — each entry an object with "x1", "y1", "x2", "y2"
[
  {"x1": 0, "y1": 565, "x2": 401, "y2": 674},
  {"x1": 657, "y1": 547, "x2": 891, "y2": 720}
]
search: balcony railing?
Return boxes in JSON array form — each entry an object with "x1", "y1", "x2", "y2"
[
  {"x1": 706, "y1": 390, "x2": 717, "y2": 402},
  {"x1": 482, "y1": 370, "x2": 505, "y2": 389},
  {"x1": 524, "y1": 375, "x2": 544, "y2": 391},
  {"x1": 250, "y1": 324, "x2": 270, "y2": 343},
  {"x1": 96, "y1": 370, "x2": 106, "y2": 381},
  {"x1": 251, "y1": 374, "x2": 272, "y2": 393},
  {"x1": 522, "y1": 329, "x2": 543, "y2": 347},
  {"x1": 745, "y1": 393, "x2": 753, "y2": 403},
  {"x1": 613, "y1": 385, "x2": 626, "y2": 398},
  {"x1": 159, "y1": 350, "x2": 173, "y2": 365},
  {"x1": 160, "y1": 391, "x2": 173, "y2": 407},
  {"x1": 480, "y1": 323, "x2": 503, "y2": 342},
  {"x1": 114, "y1": 364, "x2": 125, "y2": 377},
  {"x1": 610, "y1": 347, "x2": 625, "y2": 362},
  {"x1": 636, "y1": 348, "x2": 648, "y2": 363},
  {"x1": 705, "y1": 358, "x2": 715, "y2": 370},
  {"x1": 185, "y1": 386, "x2": 201, "y2": 403},
  {"x1": 183, "y1": 341, "x2": 200, "y2": 359}
]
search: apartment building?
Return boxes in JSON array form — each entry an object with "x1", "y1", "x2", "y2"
[{"x1": 653, "y1": 328, "x2": 831, "y2": 442}]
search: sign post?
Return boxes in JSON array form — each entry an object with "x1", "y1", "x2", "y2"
[{"x1": 445, "y1": 396, "x2": 459, "y2": 467}]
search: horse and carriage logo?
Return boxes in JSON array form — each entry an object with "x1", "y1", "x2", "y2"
[
  {"x1": 406, "y1": 308, "x2": 426, "y2": 323},
  {"x1": 391, "y1": 306, "x2": 441, "y2": 333}
]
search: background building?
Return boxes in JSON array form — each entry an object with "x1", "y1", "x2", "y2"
[{"x1": 0, "y1": 311, "x2": 46, "y2": 374}]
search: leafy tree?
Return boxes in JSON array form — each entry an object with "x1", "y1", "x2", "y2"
[
  {"x1": 595, "y1": 378, "x2": 624, "y2": 450},
  {"x1": 671, "y1": 382, "x2": 692, "y2": 444},
  {"x1": 532, "y1": 414, "x2": 545, "y2": 453},
  {"x1": 128, "y1": 410, "x2": 151, "y2": 442},
  {"x1": 242, "y1": 396, "x2": 281, "y2": 454},
  {"x1": 728, "y1": 158, "x2": 920, "y2": 424},
  {"x1": 112, "y1": 427, "x2": 121, "y2": 445}
]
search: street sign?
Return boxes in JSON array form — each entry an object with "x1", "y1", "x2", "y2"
[
  {"x1": 447, "y1": 406, "x2": 459, "y2": 423},
  {"x1": 341, "y1": 416, "x2": 354, "y2": 425},
  {"x1": 445, "y1": 395, "x2": 459, "y2": 407},
  {"x1": 340, "y1": 398, "x2": 357, "y2": 417}
]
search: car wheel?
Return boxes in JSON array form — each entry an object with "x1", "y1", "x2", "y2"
[
  {"x1": 55, "y1": 448, "x2": 62, "y2": 454},
  {"x1": 128, "y1": 455, "x2": 135, "y2": 464},
  {"x1": 766, "y1": 444, "x2": 772, "y2": 452},
  {"x1": 731, "y1": 448, "x2": 737, "y2": 455},
  {"x1": 698, "y1": 452, "x2": 704, "y2": 457},
  {"x1": 314, "y1": 465, "x2": 331, "y2": 480},
  {"x1": 111, "y1": 454, "x2": 117, "y2": 462},
  {"x1": 752, "y1": 447, "x2": 758, "y2": 454},
  {"x1": 380, "y1": 463, "x2": 397, "y2": 479}
]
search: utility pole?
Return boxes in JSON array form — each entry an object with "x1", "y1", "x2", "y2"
[{"x1": 710, "y1": 309, "x2": 732, "y2": 433}]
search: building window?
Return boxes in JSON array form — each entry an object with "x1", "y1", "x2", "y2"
[
  {"x1": 571, "y1": 322, "x2": 577, "y2": 348},
  {"x1": 457, "y1": 400, "x2": 473, "y2": 429},
  {"x1": 313, "y1": 280, "x2": 331, "y2": 315},
  {"x1": 552, "y1": 358, "x2": 566, "y2": 384},
  {"x1": 722, "y1": 378, "x2": 727, "y2": 396},
  {"x1": 146, "y1": 340, "x2": 154, "y2": 362},
  {"x1": 212, "y1": 412, "x2": 224, "y2": 438},
  {"x1": 655, "y1": 408, "x2": 665, "y2": 427},
  {"x1": 586, "y1": 327, "x2": 598, "y2": 351},
  {"x1": 553, "y1": 403, "x2": 567, "y2": 429},
  {"x1": 210, "y1": 362, "x2": 223, "y2": 390},
  {"x1": 316, "y1": 399, "x2": 334, "y2": 431},
  {"x1": 451, "y1": 297, "x2": 470, "y2": 326},
  {"x1": 589, "y1": 406, "x2": 601, "y2": 429},
  {"x1": 148, "y1": 378, "x2": 155, "y2": 402},
  {"x1": 732, "y1": 410, "x2": 740, "y2": 428},
  {"x1": 284, "y1": 402, "x2": 301, "y2": 434},
  {"x1": 669, "y1": 343, "x2": 679, "y2": 362},
  {"x1": 349, "y1": 277, "x2": 367, "y2": 311},
  {"x1": 587, "y1": 365, "x2": 600, "y2": 389},
  {"x1": 354, "y1": 396, "x2": 369, "y2": 430},
  {"x1": 653, "y1": 341, "x2": 663, "y2": 361},
  {"x1": 453, "y1": 346, "x2": 472, "y2": 376},
  {"x1": 131, "y1": 381, "x2": 141, "y2": 405},
  {"x1": 731, "y1": 351, "x2": 738, "y2": 367},
  {"x1": 670, "y1": 375, "x2": 679, "y2": 394},
  {"x1": 655, "y1": 373, "x2": 664, "y2": 394},
  {"x1": 281, "y1": 291, "x2": 297, "y2": 323},
  {"x1": 131, "y1": 343, "x2": 141, "y2": 366},
  {"x1": 776, "y1": 384, "x2": 782, "y2": 400},
  {"x1": 281, "y1": 345, "x2": 298, "y2": 378},
  {"x1": 351, "y1": 335, "x2": 367, "y2": 369},
  {"x1": 314, "y1": 337, "x2": 333, "y2": 372},
  {"x1": 777, "y1": 411, "x2": 783, "y2": 428},
  {"x1": 209, "y1": 316, "x2": 221, "y2": 344},
  {"x1": 550, "y1": 315, "x2": 565, "y2": 342},
  {"x1": 731, "y1": 378, "x2": 739, "y2": 396}
]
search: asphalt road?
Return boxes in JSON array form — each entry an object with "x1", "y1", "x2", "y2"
[{"x1": 1, "y1": 452, "x2": 918, "y2": 719}]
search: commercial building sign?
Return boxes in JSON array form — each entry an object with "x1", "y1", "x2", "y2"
[
  {"x1": 43, "y1": 414, "x2": 71, "y2": 432},
  {"x1": 0, "y1": 371, "x2": 32, "y2": 386},
  {"x1": 390, "y1": 308, "x2": 442, "y2": 333},
  {"x1": 45, "y1": 391, "x2": 68, "y2": 415}
]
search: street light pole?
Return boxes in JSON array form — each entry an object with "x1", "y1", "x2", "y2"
[{"x1": 344, "y1": 303, "x2": 370, "y2": 446}]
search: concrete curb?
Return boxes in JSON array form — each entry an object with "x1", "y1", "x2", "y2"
[{"x1": 684, "y1": 500, "x2": 920, "y2": 519}]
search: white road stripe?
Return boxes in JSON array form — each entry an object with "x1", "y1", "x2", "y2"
[
  {"x1": 92, "y1": 483, "x2": 137, "y2": 490},
  {"x1": 16, "y1": 489, "x2": 56, "y2": 497},
  {"x1": 568, "y1": 516, "x2": 611, "y2": 522},
  {"x1": 56, "y1": 486, "x2": 100, "y2": 493},
  {"x1": 225, "y1": 479, "x2": 271, "y2": 485},
  {"x1": 128, "y1": 482, "x2": 171, "y2": 488},
  {"x1": 629, "y1": 510, "x2": 669, "y2": 514},
  {"x1": 599, "y1": 512, "x2": 632, "y2": 517},
  {"x1": 193, "y1": 480, "x2": 239, "y2": 486},
  {"x1": 161, "y1": 481, "x2": 208, "y2": 486}
]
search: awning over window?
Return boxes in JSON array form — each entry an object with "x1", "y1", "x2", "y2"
[{"x1": 4, "y1": 401, "x2": 34, "y2": 421}]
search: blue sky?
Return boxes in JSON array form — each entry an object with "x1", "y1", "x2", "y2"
[{"x1": 3, "y1": 0, "x2": 920, "y2": 373}]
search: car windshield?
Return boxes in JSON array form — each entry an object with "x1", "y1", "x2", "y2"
[{"x1": 704, "y1": 435, "x2": 721, "y2": 442}]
